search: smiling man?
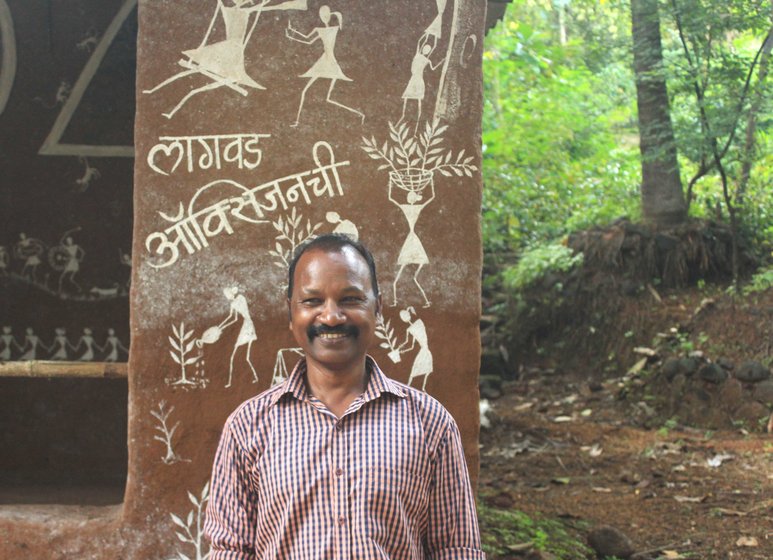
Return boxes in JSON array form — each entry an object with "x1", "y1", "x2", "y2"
[{"x1": 204, "y1": 234, "x2": 485, "y2": 559}]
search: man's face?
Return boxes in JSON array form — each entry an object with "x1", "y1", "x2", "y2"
[{"x1": 288, "y1": 247, "x2": 381, "y2": 374}]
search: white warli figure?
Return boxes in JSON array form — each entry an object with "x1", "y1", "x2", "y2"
[
  {"x1": 15, "y1": 233, "x2": 45, "y2": 284},
  {"x1": 286, "y1": 5, "x2": 363, "y2": 126},
  {"x1": 325, "y1": 211, "x2": 358, "y2": 240},
  {"x1": 18, "y1": 328, "x2": 50, "y2": 360},
  {"x1": 144, "y1": 0, "x2": 308, "y2": 119},
  {"x1": 0, "y1": 245, "x2": 9, "y2": 276},
  {"x1": 57, "y1": 236, "x2": 85, "y2": 293},
  {"x1": 103, "y1": 328, "x2": 129, "y2": 362},
  {"x1": 390, "y1": 179, "x2": 435, "y2": 308},
  {"x1": 74, "y1": 327, "x2": 97, "y2": 361},
  {"x1": 399, "y1": 41, "x2": 444, "y2": 133},
  {"x1": 0, "y1": 326, "x2": 21, "y2": 360},
  {"x1": 198, "y1": 287, "x2": 258, "y2": 387},
  {"x1": 397, "y1": 307, "x2": 433, "y2": 391},
  {"x1": 50, "y1": 327, "x2": 71, "y2": 360}
]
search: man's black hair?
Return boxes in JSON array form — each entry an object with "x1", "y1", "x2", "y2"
[{"x1": 287, "y1": 234, "x2": 379, "y2": 299}]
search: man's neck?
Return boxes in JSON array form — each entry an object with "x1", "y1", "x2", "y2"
[{"x1": 304, "y1": 358, "x2": 369, "y2": 418}]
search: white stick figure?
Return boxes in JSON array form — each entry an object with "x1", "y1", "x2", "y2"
[
  {"x1": 74, "y1": 327, "x2": 97, "y2": 361},
  {"x1": 325, "y1": 211, "x2": 359, "y2": 240},
  {"x1": 34, "y1": 80, "x2": 71, "y2": 109},
  {"x1": 50, "y1": 229, "x2": 85, "y2": 294},
  {"x1": 50, "y1": 327, "x2": 70, "y2": 360},
  {"x1": 0, "y1": 245, "x2": 8, "y2": 276},
  {"x1": 217, "y1": 287, "x2": 258, "y2": 387},
  {"x1": 75, "y1": 156, "x2": 101, "y2": 192},
  {"x1": 14, "y1": 233, "x2": 45, "y2": 284},
  {"x1": 144, "y1": 0, "x2": 308, "y2": 119},
  {"x1": 399, "y1": 42, "x2": 443, "y2": 133},
  {"x1": 272, "y1": 347, "x2": 304, "y2": 385},
  {"x1": 0, "y1": 326, "x2": 22, "y2": 360},
  {"x1": 390, "y1": 175, "x2": 435, "y2": 307},
  {"x1": 286, "y1": 5, "x2": 364, "y2": 126},
  {"x1": 119, "y1": 248, "x2": 131, "y2": 290},
  {"x1": 397, "y1": 307, "x2": 433, "y2": 391},
  {"x1": 102, "y1": 328, "x2": 129, "y2": 362},
  {"x1": 76, "y1": 31, "x2": 99, "y2": 53},
  {"x1": 19, "y1": 328, "x2": 50, "y2": 360}
]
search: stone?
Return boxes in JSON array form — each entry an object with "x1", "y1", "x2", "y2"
[
  {"x1": 662, "y1": 357, "x2": 682, "y2": 381},
  {"x1": 718, "y1": 379, "x2": 744, "y2": 413},
  {"x1": 717, "y1": 357, "x2": 735, "y2": 371},
  {"x1": 736, "y1": 361, "x2": 771, "y2": 383},
  {"x1": 587, "y1": 525, "x2": 636, "y2": 559},
  {"x1": 699, "y1": 363, "x2": 727, "y2": 384},
  {"x1": 753, "y1": 380, "x2": 773, "y2": 405},
  {"x1": 679, "y1": 357, "x2": 700, "y2": 376},
  {"x1": 733, "y1": 401, "x2": 770, "y2": 427}
]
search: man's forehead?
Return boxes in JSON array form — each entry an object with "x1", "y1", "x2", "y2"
[{"x1": 295, "y1": 247, "x2": 370, "y2": 280}]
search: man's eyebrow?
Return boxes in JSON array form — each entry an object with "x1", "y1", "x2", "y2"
[{"x1": 296, "y1": 286, "x2": 366, "y2": 296}]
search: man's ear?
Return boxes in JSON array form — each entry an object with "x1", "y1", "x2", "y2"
[
  {"x1": 286, "y1": 298, "x2": 292, "y2": 330},
  {"x1": 375, "y1": 293, "x2": 383, "y2": 318}
]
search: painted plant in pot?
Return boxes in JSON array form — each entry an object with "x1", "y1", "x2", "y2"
[{"x1": 362, "y1": 119, "x2": 477, "y2": 307}]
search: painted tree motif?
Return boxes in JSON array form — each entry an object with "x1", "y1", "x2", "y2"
[
  {"x1": 268, "y1": 207, "x2": 321, "y2": 268},
  {"x1": 375, "y1": 315, "x2": 401, "y2": 363},
  {"x1": 168, "y1": 322, "x2": 203, "y2": 387},
  {"x1": 361, "y1": 119, "x2": 477, "y2": 181},
  {"x1": 151, "y1": 400, "x2": 188, "y2": 465},
  {"x1": 168, "y1": 482, "x2": 211, "y2": 560}
]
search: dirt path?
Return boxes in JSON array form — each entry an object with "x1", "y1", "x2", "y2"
[{"x1": 479, "y1": 375, "x2": 773, "y2": 559}]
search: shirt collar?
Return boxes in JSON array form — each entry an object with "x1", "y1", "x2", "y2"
[{"x1": 270, "y1": 355, "x2": 406, "y2": 407}]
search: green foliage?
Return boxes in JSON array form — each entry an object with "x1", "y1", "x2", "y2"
[
  {"x1": 661, "y1": 0, "x2": 773, "y2": 229},
  {"x1": 481, "y1": 0, "x2": 773, "y2": 284},
  {"x1": 478, "y1": 502, "x2": 592, "y2": 559},
  {"x1": 482, "y1": 0, "x2": 641, "y2": 254},
  {"x1": 742, "y1": 265, "x2": 773, "y2": 295},
  {"x1": 503, "y1": 243, "x2": 583, "y2": 291}
]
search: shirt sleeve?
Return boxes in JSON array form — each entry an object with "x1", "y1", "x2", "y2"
[
  {"x1": 424, "y1": 419, "x2": 486, "y2": 560},
  {"x1": 204, "y1": 421, "x2": 259, "y2": 560}
]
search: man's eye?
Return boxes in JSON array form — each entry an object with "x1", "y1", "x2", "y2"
[
  {"x1": 302, "y1": 298, "x2": 321, "y2": 305},
  {"x1": 342, "y1": 296, "x2": 364, "y2": 304}
]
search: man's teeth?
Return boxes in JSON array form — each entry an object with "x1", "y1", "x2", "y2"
[{"x1": 319, "y1": 332, "x2": 347, "y2": 339}]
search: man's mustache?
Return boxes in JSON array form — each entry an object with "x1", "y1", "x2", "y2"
[{"x1": 307, "y1": 324, "x2": 359, "y2": 340}]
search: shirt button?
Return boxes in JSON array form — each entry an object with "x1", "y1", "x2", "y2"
[
  {"x1": 335, "y1": 468, "x2": 343, "y2": 477},
  {"x1": 338, "y1": 516, "x2": 346, "y2": 526},
  {"x1": 335, "y1": 422, "x2": 343, "y2": 431}
]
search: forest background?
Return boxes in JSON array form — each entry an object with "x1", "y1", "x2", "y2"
[
  {"x1": 478, "y1": 2, "x2": 773, "y2": 557},
  {"x1": 482, "y1": 0, "x2": 772, "y2": 290}
]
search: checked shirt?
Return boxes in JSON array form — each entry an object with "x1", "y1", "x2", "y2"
[{"x1": 204, "y1": 356, "x2": 485, "y2": 559}]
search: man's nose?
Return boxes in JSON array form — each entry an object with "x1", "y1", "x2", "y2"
[{"x1": 319, "y1": 300, "x2": 345, "y2": 324}]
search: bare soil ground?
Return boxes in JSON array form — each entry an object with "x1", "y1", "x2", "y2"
[{"x1": 479, "y1": 285, "x2": 773, "y2": 559}]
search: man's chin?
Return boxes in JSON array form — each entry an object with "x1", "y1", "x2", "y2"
[{"x1": 305, "y1": 346, "x2": 364, "y2": 371}]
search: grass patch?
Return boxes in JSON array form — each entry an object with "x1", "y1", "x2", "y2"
[{"x1": 478, "y1": 501, "x2": 592, "y2": 559}]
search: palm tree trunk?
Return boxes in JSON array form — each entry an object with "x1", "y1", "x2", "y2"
[{"x1": 631, "y1": 0, "x2": 686, "y2": 227}]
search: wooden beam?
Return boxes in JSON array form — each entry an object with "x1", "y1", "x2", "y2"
[
  {"x1": 0, "y1": 361, "x2": 128, "y2": 379},
  {"x1": 486, "y1": 0, "x2": 512, "y2": 35}
]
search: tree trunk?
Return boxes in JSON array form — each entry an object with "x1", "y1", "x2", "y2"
[{"x1": 631, "y1": 0, "x2": 687, "y2": 227}]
